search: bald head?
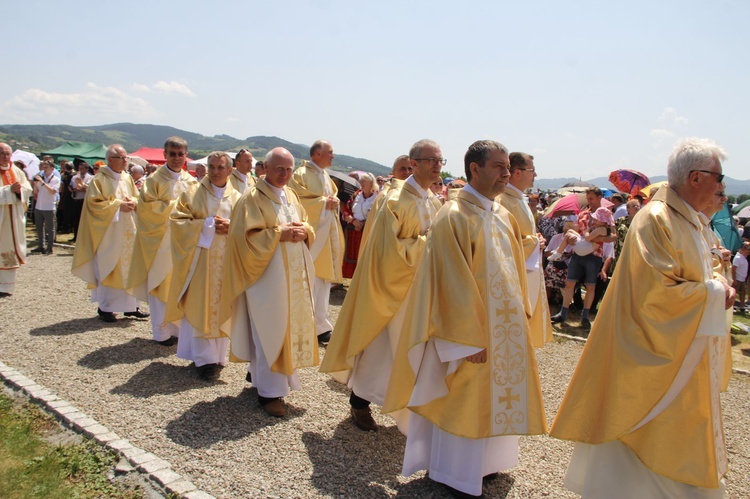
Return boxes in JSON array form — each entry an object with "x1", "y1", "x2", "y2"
[{"x1": 264, "y1": 147, "x2": 295, "y2": 188}]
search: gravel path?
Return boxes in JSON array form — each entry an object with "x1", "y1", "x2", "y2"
[{"x1": 1, "y1": 247, "x2": 748, "y2": 498}]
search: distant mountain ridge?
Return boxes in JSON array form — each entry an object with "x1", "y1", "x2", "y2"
[{"x1": 0, "y1": 122, "x2": 392, "y2": 176}]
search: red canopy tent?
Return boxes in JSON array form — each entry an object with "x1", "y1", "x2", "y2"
[{"x1": 128, "y1": 147, "x2": 194, "y2": 166}]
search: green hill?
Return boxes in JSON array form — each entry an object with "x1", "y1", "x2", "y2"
[{"x1": 0, "y1": 123, "x2": 391, "y2": 176}]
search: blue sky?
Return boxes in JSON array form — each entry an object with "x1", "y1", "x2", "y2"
[{"x1": 2, "y1": 0, "x2": 747, "y2": 180}]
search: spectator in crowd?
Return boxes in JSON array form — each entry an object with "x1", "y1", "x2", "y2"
[
  {"x1": 194, "y1": 163, "x2": 206, "y2": 182},
  {"x1": 166, "y1": 152, "x2": 242, "y2": 381},
  {"x1": 551, "y1": 187, "x2": 616, "y2": 328},
  {"x1": 544, "y1": 219, "x2": 576, "y2": 306},
  {"x1": 254, "y1": 160, "x2": 265, "y2": 179},
  {"x1": 610, "y1": 192, "x2": 628, "y2": 219},
  {"x1": 527, "y1": 193, "x2": 542, "y2": 225},
  {"x1": 289, "y1": 140, "x2": 344, "y2": 344},
  {"x1": 429, "y1": 178, "x2": 446, "y2": 204},
  {"x1": 341, "y1": 172, "x2": 378, "y2": 278},
  {"x1": 145, "y1": 163, "x2": 158, "y2": 176},
  {"x1": 71, "y1": 144, "x2": 148, "y2": 322},
  {"x1": 610, "y1": 198, "x2": 642, "y2": 278},
  {"x1": 222, "y1": 147, "x2": 318, "y2": 417},
  {"x1": 732, "y1": 242, "x2": 750, "y2": 313},
  {"x1": 32, "y1": 160, "x2": 61, "y2": 255},
  {"x1": 127, "y1": 136, "x2": 198, "y2": 345},
  {"x1": 130, "y1": 165, "x2": 146, "y2": 191},
  {"x1": 70, "y1": 160, "x2": 94, "y2": 243},
  {"x1": 0, "y1": 143, "x2": 33, "y2": 296},
  {"x1": 58, "y1": 161, "x2": 75, "y2": 234},
  {"x1": 322, "y1": 139, "x2": 443, "y2": 432}
]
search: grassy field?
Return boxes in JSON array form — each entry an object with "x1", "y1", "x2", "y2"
[{"x1": 0, "y1": 390, "x2": 141, "y2": 498}]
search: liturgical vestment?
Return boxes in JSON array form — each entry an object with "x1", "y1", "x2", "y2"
[
  {"x1": 383, "y1": 185, "x2": 547, "y2": 497},
  {"x1": 499, "y1": 184, "x2": 553, "y2": 347},
  {"x1": 127, "y1": 166, "x2": 198, "y2": 341},
  {"x1": 550, "y1": 187, "x2": 728, "y2": 497},
  {"x1": 221, "y1": 180, "x2": 319, "y2": 398},
  {"x1": 166, "y1": 177, "x2": 241, "y2": 367},
  {"x1": 0, "y1": 164, "x2": 32, "y2": 293},
  {"x1": 229, "y1": 169, "x2": 256, "y2": 195},
  {"x1": 71, "y1": 166, "x2": 140, "y2": 313},
  {"x1": 321, "y1": 177, "x2": 440, "y2": 418}
]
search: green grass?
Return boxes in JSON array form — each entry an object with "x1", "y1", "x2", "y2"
[{"x1": 0, "y1": 392, "x2": 140, "y2": 498}]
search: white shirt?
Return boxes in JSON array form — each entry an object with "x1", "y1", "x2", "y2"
[
  {"x1": 35, "y1": 171, "x2": 61, "y2": 211},
  {"x1": 733, "y1": 253, "x2": 748, "y2": 282}
]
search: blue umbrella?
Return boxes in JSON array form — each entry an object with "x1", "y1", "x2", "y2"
[{"x1": 711, "y1": 203, "x2": 741, "y2": 252}]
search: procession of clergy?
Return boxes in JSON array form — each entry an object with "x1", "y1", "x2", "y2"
[{"x1": 0, "y1": 134, "x2": 734, "y2": 497}]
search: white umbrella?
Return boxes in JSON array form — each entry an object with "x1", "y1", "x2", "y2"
[
  {"x1": 187, "y1": 152, "x2": 240, "y2": 168},
  {"x1": 11, "y1": 150, "x2": 40, "y2": 180},
  {"x1": 127, "y1": 155, "x2": 149, "y2": 168}
]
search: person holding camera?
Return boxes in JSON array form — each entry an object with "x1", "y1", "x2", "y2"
[{"x1": 32, "y1": 160, "x2": 61, "y2": 255}]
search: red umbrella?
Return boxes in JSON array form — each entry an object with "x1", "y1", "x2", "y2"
[
  {"x1": 609, "y1": 169, "x2": 650, "y2": 196},
  {"x1": 544, "y1": 193, "x2": 613, "y2": 218}
]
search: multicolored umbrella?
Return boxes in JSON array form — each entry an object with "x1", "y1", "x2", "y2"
[{"x1": 609, "y1": 169, "x2": 650, "y2": 196}]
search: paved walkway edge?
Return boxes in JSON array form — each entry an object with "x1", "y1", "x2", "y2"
[
  {"x1": 0, "y1": 359, "x2": 215, "y2": 499},
  {"x1": 552, "y1": 332, "x2": 750, "y2": 376}
]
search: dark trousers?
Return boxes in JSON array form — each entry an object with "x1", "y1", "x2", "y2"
[{"x1": 35, "y1": 209, "x2": 56, "y2": 252}]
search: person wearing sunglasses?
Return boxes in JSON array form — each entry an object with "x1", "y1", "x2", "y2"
[
  {"x1": 551, "y1": 137, "x2": 734, "y2": 498},
  {"x1": 127, "y1": 136, "x2": 198, "y2": 345}
]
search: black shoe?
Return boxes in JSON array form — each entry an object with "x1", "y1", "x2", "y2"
[
  {"x1": 156, "y1": 337, "x2": 178, "y2": 346},
  {"x1": 0, "y1": 292, "x2": 11, "y2": 298},
  {"x1": 43, "y1": 249, "x2": 53, "y2": 255},
  {"x1": 30, "y1": 247, "x2": 44, "y2": 254},
  {"x1": 318, "y1": 331, "x2": 332, "y2": 344},
  {"x1": 124, "y1": 308, "x2": 150, "y2": 318},
  {"x1": 551, "y1": 313, "x2": 565, "y2": 324},
  {"x1": 98, "y1": 308, "x2": 117, "y2": 323},
  {"x1": 245, "y1": 372, "x2": 252, "y2": 383},
  {"x1": 580, "y1": 318, "x2": 591, "y2": 329},
  {"x1": 196, "y1": 363, "x2": 222, "y2": 381}
]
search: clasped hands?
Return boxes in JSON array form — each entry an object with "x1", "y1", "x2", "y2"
[
  {"x1": 280, "y1": 222, "x2": 308, "y2": 243},
  {"x1": 325, "y1": 196, "x2": 339, "y2": 211},
  {"x1": 119, "y1": 197, "x2": 137, "y2": 213},
  {"x1": 213, "y1": 216, "x2": 230, "y2": 235}
]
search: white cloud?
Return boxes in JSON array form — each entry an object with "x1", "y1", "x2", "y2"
[
  {"x1": 153, "y1": 80, "x2": 196, "y2": 97},
  {"x1": 658, "y1": 107, "x2": 689, "y2": 125},
  {"x1": 2, "y1": 83, "x2": 159, "y2": 121},
  {"x1": 650, "y1": 128, "x2": 675, "y2": 138},
  {"x1": 130, "y1": 83, "x2": 152, "y2": 93}
]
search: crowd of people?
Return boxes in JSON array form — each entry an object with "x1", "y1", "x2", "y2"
[{"x1": 0, "y1": 135, "x2": 740, "y2": 497}]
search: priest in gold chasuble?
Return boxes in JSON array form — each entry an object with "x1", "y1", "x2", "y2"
[
  {"x1": 550, "y1": 138, "x2": 734, "y2": 498},
  {"x1": 289, "y1": 140, "x2": 343, "y2": 342},
  {"x1": 499, "y1": 152, "x2": 552, "y2": 348},
  {"x1": 71, "y1": 144, "x2": 143, "y2": 321},
  {"x1": 321, "y1": 139, "x2": 443, "y2": 432},
  {"x1": 127, "y1": 136, "x2": 198, "y2": 344},
  {"x1": 383, "y1": 141, "x2": 547, "y2": 498},
  {"x1": 229, "y1": 148, "x2": 257, "y2": 195},
  {"x1": 165, "y1": 152, "x2": 241, "y2": 381},
  {"x1": 221, "y1": 147, "x2": 318, "y2": 418}
]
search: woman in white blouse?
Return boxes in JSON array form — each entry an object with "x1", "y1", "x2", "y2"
[{"x1": 341, "y1": 173, "x2": 377, "y2": 278}]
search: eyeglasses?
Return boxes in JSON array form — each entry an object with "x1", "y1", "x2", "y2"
[
  {"x1": 167, "y1": 151, "x2": 186, "y2": 158},
  {"x1": 108, "y1": 155, "x2": 126, "y2": 160},
  {"x1": 414, "y1": 157, "x2": 447, "y2": 166},
  {"x1": 691, "y1": 170, "x2": 724, "y2": 183},
  {"x1": 517, "y1": 168, "x2": 536, "y2": 173}
]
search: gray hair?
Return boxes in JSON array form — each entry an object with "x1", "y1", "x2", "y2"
[
  {"x1": 409, "y1": 139, "x2": 440, "y2": 160},
  {"x1": 359, "y1": 172, "x2": 376, "y2": 185},
  {"x1": 667, "y1": 137, "x2": 727, "y2": 190},
  {"x1": 206, "y1": 151, "x2": 232, "y2": 167},
  {"x1": 130, "y1": 165, "x2": 144, "y2": 175}
]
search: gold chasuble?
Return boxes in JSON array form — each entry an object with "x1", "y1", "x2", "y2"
[
  {"x1": 0, "y1": 165, "x2": 32, "y2": 283},
  {"x1": 550, "y1": 187, "x2": 729, "y2": 489},
  {"x1": 321, "y1": 181, "x2": 441, "y2": 378},
  {"x1": 71, "y1": 167, "x2": 138, "y2": 290},
  {"x1": 164, "y1": 178, "x2": 241, "y2": 338},
  {"x1": 127, "y1": 166, "x2": 198, "y2": 302},
  {"x1": 221, "y1": 181, "x2": 319, "y2": 375},
  {"x1": 383, "y1": 189, "x2": 547, "y2": 439},
  {"x1": 289, "y1": 161, "x2": 343, "y2": 283},
  {"x1": 229, "y1": 169, "x2": 256, "y2": 195},
  {"x1": 499, "y1": 186, "x2": 553, "y2": 347}
]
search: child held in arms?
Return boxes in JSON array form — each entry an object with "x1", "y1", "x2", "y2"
[{"x1": 548, "y1": 207, "x2": 614, "y2": 261}]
